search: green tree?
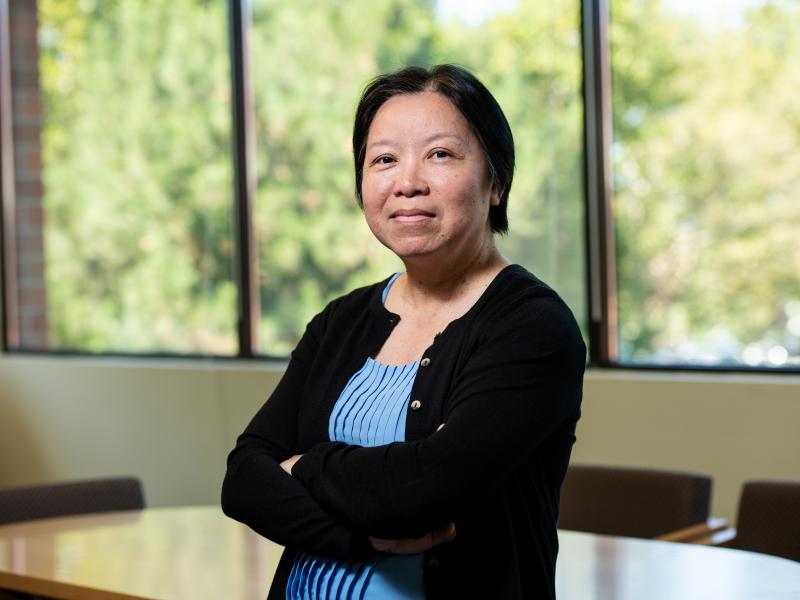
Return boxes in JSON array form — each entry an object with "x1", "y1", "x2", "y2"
[
  {"x1": 40, "y1": 0, "x2": 236, "y2": 353},
  {"x1": 612, "y1": 0, "x2": 800, "y2": 364},
  {"x1": 251, "y1": 0, "x2": 586, "y2": 353}
]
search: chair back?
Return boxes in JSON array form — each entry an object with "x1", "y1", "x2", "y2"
[
  {"x1": 734, "y1": 480, "x2": 800, "y2": 562},
  {"x1": 559, "y1": 464, "x2": 711, "y2": 538},
  {"x1": 0, "y1": 477, "x2": 145, "y2": 526}
]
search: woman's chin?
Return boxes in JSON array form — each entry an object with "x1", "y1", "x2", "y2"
[{"x1": 386, "y1": 241, "x2": 442, "y2": 261}]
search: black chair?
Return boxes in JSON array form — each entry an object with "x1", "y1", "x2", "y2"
[
  {"x1": 0, "y1": 478, "x2": 145, "y2": 599},
  {"x1": 0, "y1": 477, "x2": 145, "y2": 526},
  {"x1": 558, "y1": 464, "x2": 712, "y2": 539},
  {"x1": 727, "y1": 480, "x2": 800, "y2": 562}
]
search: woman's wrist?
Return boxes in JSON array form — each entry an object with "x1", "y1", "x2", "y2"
[{"x1": 280, "y1": 453, "x2": 304, "y2": 475}]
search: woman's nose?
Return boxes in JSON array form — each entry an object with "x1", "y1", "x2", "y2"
[{"x1": 394, "y1": 163, "x2": 430, "y2": 197}]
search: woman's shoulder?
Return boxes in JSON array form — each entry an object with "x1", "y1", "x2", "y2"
[
  {"x1": 298, "y1": 275, "x2": 395, "y2": 348},
  {"x1": 484, "y1": 264, "x2": 570, "y2": 314},
  {"x1": 476, "y1": 264, "x2": 585, "y2": 346},
  {"x1": 312, "y1": 274, "x2": 396, "y2": 322}
]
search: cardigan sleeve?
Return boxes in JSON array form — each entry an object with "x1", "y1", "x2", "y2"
[
  {"x1": 291, "y1": 295, "x2": 586, "y2": 540},
  {"x1": 221, "y1": 302, "x2": 374, "y2": 561}
]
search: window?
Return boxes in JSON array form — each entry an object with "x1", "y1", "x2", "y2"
[
  {"x1": 2, "y1": 0, "x2": 236, "y2": 354},
  {"x1": 610, "y1": 0, "x2": 800, "y2": 368},
  {"x1": 3, "y1": 0, "x2": 797, "y2": 372},
  {"x1": 250, "y1": 0, "x2": 585, "y2": 354}
]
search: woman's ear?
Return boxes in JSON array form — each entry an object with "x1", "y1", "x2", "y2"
[{"x1": 490, "y1": 187, "x2": 501, "y2": 207}]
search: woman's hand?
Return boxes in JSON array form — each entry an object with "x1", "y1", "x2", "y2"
[
  {"x1": 286, "y1": 425, "x2": 448, "y2": 545},
  {"x1": 285, "y1": 450, "x2": 456, "y2": 554},
  {"x1": 282, "y1": 427, "x2": 443, "y2": 477},
  {"x1": 368, "y1": 522, "x2": 456, "y2": 554},
  {"x1": 280, "y1": 454, "x2": 303, "y2": 475}
]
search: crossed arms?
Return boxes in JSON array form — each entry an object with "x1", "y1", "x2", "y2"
[{"x1": 221, "y1": 295, "x2": 584, "y2": 560}]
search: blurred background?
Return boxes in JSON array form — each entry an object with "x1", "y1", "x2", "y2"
[
  {"x1": 4, "y1": 0, "x2": 798, "y2": 365},
  {"x1": 1, "y1": 0, "x2": 798, "y2": 521}
]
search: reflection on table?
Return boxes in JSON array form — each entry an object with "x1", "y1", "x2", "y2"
[{"x1": 0, "y1": 506, "x2": 798, "y2": 600}]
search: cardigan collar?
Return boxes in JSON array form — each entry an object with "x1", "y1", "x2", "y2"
[{"x1": 366, "y1": 264, "x2": 525, "y2": 345}]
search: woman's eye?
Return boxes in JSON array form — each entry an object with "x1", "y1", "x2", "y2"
[
  {"x1": 431, "y1": 150, "x2": 450, "y2": 159},
  {"x1": 374, "y1": 155, "x2": 394, "y2": 165}
]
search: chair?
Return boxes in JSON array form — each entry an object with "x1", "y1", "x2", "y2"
[
  {"x1": 0, "y1": 477, "x2": 145, "y2": 526},
  {"x1": 722, "y1": 480, "x2": 800, "y2": 562},
  {"x1": 558, "y1": 464, "x2": 712, "y2": 539}
]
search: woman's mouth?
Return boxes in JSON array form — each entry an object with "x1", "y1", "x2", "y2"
[{"x1": 390, "y1": 209, "x2": 435, "y2": 223}]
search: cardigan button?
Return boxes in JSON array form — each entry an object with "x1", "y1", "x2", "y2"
[
  {"x1": 420, "y1": 357, "x2": 431, "y2": 367},
  {"x1": 427, "y1": 558, "x2": 440, "y2": 569},
  {"x1": 410, "y1": 399, "x2": 422, "y2": 411}
]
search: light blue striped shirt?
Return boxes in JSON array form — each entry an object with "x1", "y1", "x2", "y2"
[{"x1": 286, "y1": 274, "x2": 424, "y2": 600}]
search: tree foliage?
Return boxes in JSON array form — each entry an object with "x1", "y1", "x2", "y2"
[
  {"x1": 249, "y1": 0, "x2": 584, "y2": 353},
  {"x1": 34, "y1": 0, "x2": 799, "y2": 366},
  {"x1": 612, "y1": 0, "x2": 800, "y2": 365},
  {"x1": 40, "y1": 0, "x2": 235, "y2": 353}
]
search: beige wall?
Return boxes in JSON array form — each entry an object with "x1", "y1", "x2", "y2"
[
  {"x1": 1, "y1": 354, "x2": 798, "y2": 521},
  {"x1": 572, "y1": 369, "x2": 800, "y2": 520}
]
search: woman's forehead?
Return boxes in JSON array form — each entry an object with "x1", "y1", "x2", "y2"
[{"x1": 368, "y1": 91, "x2": 474, "y2": 142}]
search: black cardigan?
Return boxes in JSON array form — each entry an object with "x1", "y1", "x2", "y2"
[{"x1": 221, "y1": 264, "x2": 586, "y2": 599}]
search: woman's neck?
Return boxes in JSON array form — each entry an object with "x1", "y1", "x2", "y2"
[
  {"x1": 376, "y1": 238, "x2": 511, "y2": 365},
  {"x1": 399, "y1": 239, "x2": 509, "y2": 307}
]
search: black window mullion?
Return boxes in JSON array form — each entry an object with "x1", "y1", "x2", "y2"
[
  {"x1": 228, "y1": 0, "x2": 259, "y2": 357},
  {"x1": 581, "y1": 0, "x2": 617, "y2": 365}
]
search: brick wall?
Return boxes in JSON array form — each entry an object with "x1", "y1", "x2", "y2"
[{"x1": 9, "y1": 0, "x2": 48, "y2": 349}]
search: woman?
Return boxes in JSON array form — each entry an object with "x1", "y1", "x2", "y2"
[{"x1": 222, "y1": 64, "x2": 585, "y2": 599}]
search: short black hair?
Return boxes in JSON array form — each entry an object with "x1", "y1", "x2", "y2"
[{"x1": 352, "y1": 64, "x2": 515, "y2": 234}]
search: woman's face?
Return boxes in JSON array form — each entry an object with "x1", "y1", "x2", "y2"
[{"x1": 361, "y1": 91, "x2": 499, "y2": 263}]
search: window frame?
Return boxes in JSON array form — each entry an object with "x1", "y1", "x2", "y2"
[
  {"x1": 0, "y1": 0, "x2": 797, "y2": 374},
  {"x1": 588, "y1": 0, "x2": 800, "y2": 375},
  {"x1": 0, "y1": 0, "x2": 19, "y2": 350}
]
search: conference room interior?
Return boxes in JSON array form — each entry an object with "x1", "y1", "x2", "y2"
[{"x1": 1, "y1": 0, "x2": 799, "y2": 597}]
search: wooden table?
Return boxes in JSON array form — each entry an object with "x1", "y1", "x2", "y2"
[{"x1": 0, "y1": 506, "x2": 798, "y2": 599}]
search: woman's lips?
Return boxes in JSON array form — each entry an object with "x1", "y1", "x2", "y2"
[{"x1": 391, "y1": 209, "x2": 435, "y2": 223}]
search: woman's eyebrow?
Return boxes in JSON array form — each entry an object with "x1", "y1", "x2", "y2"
[
  {"x1": 366, "y1": 138, "x2": 396, "y2": 151},
  {"x1": 423, "y1": 132, "x2": 467, "y2": 145},
  {"x1": 366, "y1": 132, "x2": 466, "y2": 152}
]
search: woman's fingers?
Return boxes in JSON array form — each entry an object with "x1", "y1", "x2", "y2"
[
  {"x1": 431, "y1": 521, "x2": 457, "y2": 545},
  {"x1": 368, "y1": 536, "x2": 399, "y2": 552},
  {"x1": 368, "y1": 522, "x2": 457, "y2": 555}
]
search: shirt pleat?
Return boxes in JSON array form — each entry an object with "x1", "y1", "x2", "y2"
[{"x1": 359, "y1": 364, "x2": 399, "y2": 446}]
